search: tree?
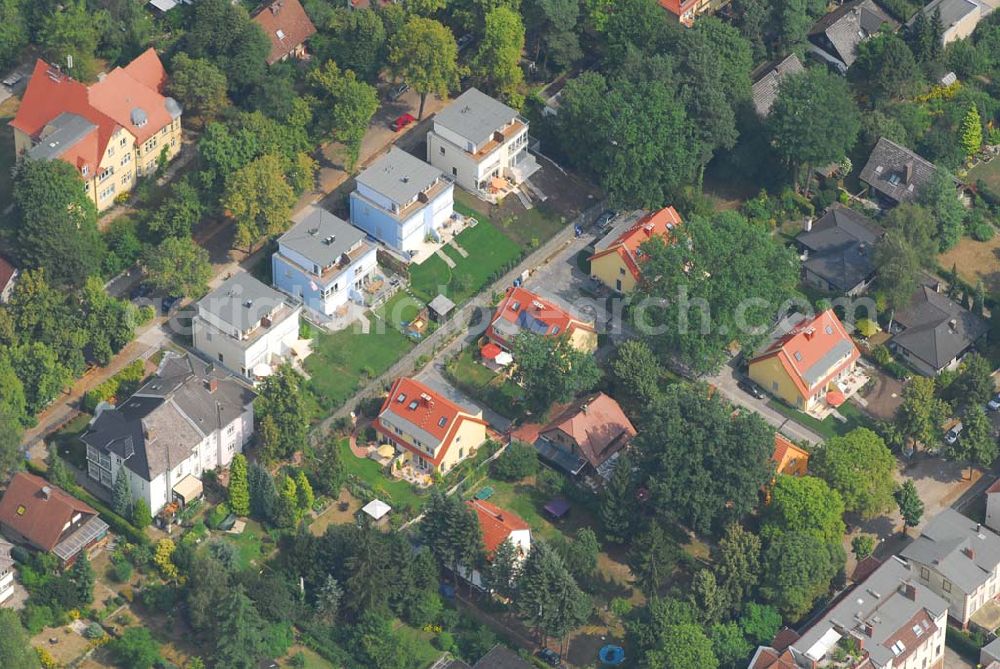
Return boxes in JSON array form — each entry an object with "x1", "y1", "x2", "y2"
[
  {"x1": 879, "y1": 202, "x2": 939, "y2": 268},
  {"x1": 71, "y1": 553, "x2": 95, "y2": 605},
  {"x1": 257, "y1": 414, "x2": 282, "y2": 466},
  {"x1": 484, "y1": 538, "x2": 520, "y2": 600},
  {"x1": 248, "y1": 462, "x2": 277, "y2": 523},
  {"x1": 773, "y1": 0, "x2": 812, "y2": 53},
  {"x1": 610, "y1": 340, "x2": 662, "y2": 410},
  {"x1": 214, "y1": 586, "x2": 267, "y2": 669},
  {"x1": 344, "y1": 523, "x2": 395, "y2": 616},
  {"x1": 690, "y1": 569, "x2": 726, "y2": 625},
  {"x1": 894, "y1": 479, "x2": 924, "y2": 534},
  {"x1": 275, "y1": 474, "x2": 299, "y2": 527},
  {"x1": 388, "y1": 17, "x2": 460, "y2": 118},
  {"x1": 315, "y1": 574, "x2": 343, "y2": 622},
  {"x1": 642, "y1": 623, "x2": 719, "y2": 669},
  {"x1": 897, "y1": 377, "x2": 949, "y2": 449},
  {"x1": 109, "y1": 628, "x2": 160, "y2": 669},
  {"x1": 812, "y1": 428, "x2": 897, "y2": 518},
  {"x1": 255, "y1": 367, "x2": 309, "y2": 460},
  {"x1": 760, "y1": 531, "x2": 844, "y2": 619},
  {"x1": 600, "y1": 453, "x2": 636, "y2": 543},
  {"x1": 168, "y1": 53, "x2": 229, "y2": 125},
  {"x1": 851, "y1": 534, "x2": 876, "y2": 560},
  {"x1": 918, "y1": 168, "x2": 965, "y2": 251},
  {"x1": 228, "y1": 454, "x2": 250, "y2": 516},
  {"x1": 768, "y1": 68, "x2": 861, "y2": 184},
  {"x1": 112, "y1": 469, "x2": 133, "y2": 518},
  {"x1": 0, "y1": 609, "x2": 39, "y2": 668},
  {"x1": 421, "y1": 490, "x2": 484, "y2": 582},
  {"x1": 635, "y1": 211, "x2": 799, "y2": 375},
  {"x1": 37, "y1": 0, "x2": 103, "y2": 81},
  {"x1": 311, "y1": 438, "x2": 345, "y2": 496},
  {"x1": 628, "y1": 522, "x2": 679, "y2": 594},
  {"x1": 309, "y1": 61, "x2": 380, "y2": 171},
  {"x1": 950, "y1": 404, "x2": 997, "y2": 476},
  {"x1": 511, "y1": 332, "x2": 600, "y2": 412},
  {"x1": 560, "y1": 527, "x2": 599, "y2": 585},
  {"x1": 852, "y1": 34, "x2": 920, "y2": 103},
  {"x1": 711, "y1": 621, "x2": 753, "y2": 669},
  {"x1": 517, "y1": 542, "x2": 591, "y2": 648},
  {"x1": 12, "y1": 159, "x2": 104, "y2": 287},
  {"x1": 320, "y1": 7, "x2": 387, "y2": 81},
  {"x1": 141, "y1": 236, "x2": 212, "y2": 297},
  {"x1": 182, "y1": 0, "x2": 270, "y2": 94},
  {"x1": 739, "y1": 602, "x2": 782, "y2": 646},
  {"x1": 489, "y1": 440, "x2": 538, "y2": 481},
  {"x1": 763, "y1": 475, "x2": 846, "y2": 544},
  {"x1": 715, "y1": 524, "x2": 762, "y2": 616},
  {"x1": 133, "y1": 498, "x2": 152, "y2": 529},
  {"x1": 47, "y1": 447, "x2": 74, "y2": 491},
  {"x1": 636, "y1": 384, "x2": 776, "y2": 534},
  {"x1": 187, "y1": 554, "x2": 232, "y2": 635},
  {"x1": 960, "y1": 103, "x2": 983, "y2": 157},
  {"x1": 950, "y1": 353, "x2": 994, "y2": 409},
  {"x1": 155, "y1": 538, "x2": 178, "y2": 579},
  {"x1": 473, "y1": 7, "x2": 525, "y2": 107},
  {"x1": 223, "y1": 154, "x2": 296, "y2": 253},
  {"x1": 295, "y1": 470, "x2": 314, "y2": 513},
  {"x1": 0, "y1": 0, "x2": 27, "y2": 73},
  {"x1": 0, "y1": 407, "x2": 22, "y2": 488}
]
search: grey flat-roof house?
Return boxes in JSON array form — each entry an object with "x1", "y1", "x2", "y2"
[
  {"x1": 192, "y1": 272, "x2": 302, "y2": 379},
  {"x1": 82, "y1": 352, "x2": 256, "y2": 515},
  {"x1": 909, "y1": 0, "x2": 993, "y2": 45},
  {"x1": 859, "y1": 137, "x2": 941, "y2": 206},
  {"x1": 749, "y1": 556, "x2": 948, "y2": 669},
  {"x1": 751, "y1": 54, "x2": 805, "y2": 117},
  {"x1": 807, "y1": 0, "x2": 898, "y2": 72},
  {"x1": 889, "y1": 279, "x2": 988, "y2": 376},
  {"x1": 796, "y1": 204, "x2": 884, "y2": 295},
  {"x1": 902, "y1": 507, "x2": 1000, "y2": 627}
]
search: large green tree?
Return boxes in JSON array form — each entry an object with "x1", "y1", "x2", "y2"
[
  {"x1": 918, "y1": 168, "x2": 965, "y2": 251},
  {"x1": 167, "y1": 53, "x2": 229, "y2": 125},
  {"x1": 635, "y1": 211, "x2": 799, "y2": 375},
  {"x1": 894, "y1": 479, "x2": 924, "y2": 534},
  {"x1": 0, "y1": 609, "x2": 39, "y2": 668},
  {"x1": 109, "y1": 628, "x2": 160, "y2": 669},
  {"x1": 223, "y1": 154, "x2": 297, "y2": 253},
  {"x1": 610, "y1": 339, "x2": 662, "y2": 411},
  {"x1": 182, "y1": 0, "x2": 271, "y2": 94},
  {"x1": 960, "y1": 103, "x2": 983, "y2": 157},
  {"x1": 141, "y1": 236, "x2": 212, "y2": 297},
  {"x1": 37, "y1": 0, "x2": 103, "y2": 81},
  {"x1": 600, "y1": 453, "x2": 637, "y2": 543},
  {"x1": 517, "y1": 541, "x2": 591, "y2": 648},
  {"x1": 715, "y1": 523, "x2": 762, "y2": 617},
  {"x1": 852, "y1": 34, "x2": 921, "y2": 103},
  {"x1": 213, "y1": 586, "x2": 268, "y2": 669},
  {"x1": 228, "y1": 453, "x2": 250, "y2": 516},
  {"x1": 812, "y1": 428, "x2": 897, "y2": 518},
  {"x1": 642, "y1": 623, "x2": 719, "y2": 669},
  {"x1": 628, "y1": 522, "x2": 679, "y2": 594},
  {"x1": 761, "y1": 530, "x2": 844, "y2": 619},
  {"x1": 511, "y1": 332, "x2": 600, "y2": 412},
  {"x1": 763, "y1": 475, "x2": 845, "y2": 544},
  {"x1": 768, "y1": 68, "x2": 861, "y2": 183},
  {"x1": 387, "y1": 17, "x2": 460, "y2": 118},
  {"x1": 319, "y1": 7, "x2": 387, "y2": 81},
  {"x1": 309, "y1": 61, "x2": 380, "y2": 170},
  {"x1": 421, "y1": 490, "x2": 483, "y2": 582},
  {"x1": 636, "y1": 384, "x2": 775, "y2": 534},
  {"x1": 12, "y1": 159, "x2": 105, "y2": 288},
  {"x1": 950, "y1": 404, "x2": 997, "y2": 476},
  {"x1": 472, "y1": 7, "x2": 526, "y2": 107},
  {"x1": 255, "y1": 367, "x2": 309, "y2": 460},
  {"x1": 0, "y1": 0, "x2": 27, "y2": 72}
]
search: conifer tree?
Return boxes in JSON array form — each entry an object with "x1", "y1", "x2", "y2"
[
  {"x1": 228, "y1": 454, "x2": 250, "y2": 516},
  {"x1": 600, "y1": 454, "x2": 635, "y2": 543},
  {"x1": 294, "y1": 470, "x2": 314, "y2": 513},
  {"x1": 112, "y1": 469, "x2": 133, "y2": 518},
  {"x1": 960, "y1": 103, "x2": 983, "y2": 157}
]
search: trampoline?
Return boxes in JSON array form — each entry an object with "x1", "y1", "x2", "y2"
[{"x1": 599, "y1": 645, "x2": 625, "y2": 665}]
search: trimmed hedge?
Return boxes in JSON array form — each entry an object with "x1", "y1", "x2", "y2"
[{"x1": 945, "y1": 626, "x2": 983, "y2": 662}]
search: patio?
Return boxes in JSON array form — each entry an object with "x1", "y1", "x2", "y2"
[
  {"x1": 407, "y1": 212, "x2": 476, "y2": 265},
  {"x1": 808, "y1": 367, "x2": 871, "y2": 420}
]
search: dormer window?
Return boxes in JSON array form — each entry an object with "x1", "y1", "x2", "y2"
[
  {"x1": 81, "y1": 165, "x2": 89, "y2": 177},
  {"x1": 276, "y1": 29, "x2": 285, "y2": 40}
]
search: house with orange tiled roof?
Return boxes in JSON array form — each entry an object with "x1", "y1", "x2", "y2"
[
  {"x1": 10, "y1": 48, "x2": 182, "y2": 211},
  {"x1": 748, "y1": 309, "x2": 861, "y2": 414},
  {"x1": 0, "y1": 255, "x2": 18, "y2": 303},
  {"x1": 486, "y1": 286, "x2": 597, "y2": 354},
  {"x1": 458, "y1": 499, "x2": 531, "y2": 590},
  {"x1": 772, "y1": 433, "x2": 809, "y2": 478},
  {"x1": 658, "y1": 0, "x2": 712, "y2": 26},
  {"x1": 589, "y1": 206, "x2": 682, "y2": 294},
  {"x1": 374, "y1": 377, "x2": 489, "y2": 474},
  {"x1": 251, "y1": 0, "x2": 317, "y2": 65}
]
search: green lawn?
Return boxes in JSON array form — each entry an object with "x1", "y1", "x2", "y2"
[
  {"x1": 767, "y1": 398, "x2": 872, "y2": 440},
  {"x1": 336, "y1": 438, "x2": 425, "y2": 511},
  {"x1": 408, "y1": 221, "x2": 522, "y2": 304},
  {"x1": 374, "y1": 291, "x2": 429, "y2": 332},
  {"x1": 304, "y1": 322, "x2": 414, "y2": 411},
  {"x1": 222, "y1": 521, "x2": 265, "y2": 570},
  {"x1": 453, "y1": 188, "x2": 567, "y2": 249},
  {"x1": 470, "y1": 477, "x2": 595, "y2": 542},
  {"x1": 445, "y1": 348, "x2": 524, "y2": 420},
  {"x1": 968, "y1": 158, "x2": 1000, "y2": 192},
  {"x1": 393, "y1": 621, "x2": 443, "y2": 669}
]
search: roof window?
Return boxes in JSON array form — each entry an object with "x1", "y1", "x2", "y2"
[
  {"x1": 825, "y1": 325, "x2": 833, "y2": 335},
  {"x1": 438, "y1": 417, "x2": 448, "y2": 428},
  {"x1": 15, "y1": 504, "x2": 25, "y2": 516},
  {"x1": 793, "y1": 351, "x2": 803, "y2": 361},
  {"x1": 276, "y1": 29, "x2": 286, "y2": 39},
  {"x1": 408, "y1": 400, "x2": 419, "y2": 410},
  {"x1": 396, "y1": 393, "x2": 406, "y2": 403}
]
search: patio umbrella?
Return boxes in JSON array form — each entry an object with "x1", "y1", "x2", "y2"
[
  {"x1": 252, "y1": 362, "x2": 274, "y2": 378},
  {"x1": 377, "y1": 444, "x2": 396, "y2": 459},
  {"x1": 826, "y1": 389, "x2": 847, "y2": 407},
  {"x1": 481, "y1": 343, "x2": 502, "y2": 360},
  {"x1": 494, "y1": 351, "x2": 514, "y2": 367}
]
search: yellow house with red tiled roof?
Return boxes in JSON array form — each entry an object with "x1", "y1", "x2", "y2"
[
  {"x1": 589, "y1": 207, "x2": 682, "y2": 294},
  {"x1": 772, "y1": 433, "x2": 809, "y2": 478}
]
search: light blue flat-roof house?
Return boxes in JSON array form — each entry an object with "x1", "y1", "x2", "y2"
[
  {"x1": 272, "y1": 207, "x2": 378, "y2": 317},
  {"x1": 349, "y1": 147, "x2": 454, "y2": 255}
]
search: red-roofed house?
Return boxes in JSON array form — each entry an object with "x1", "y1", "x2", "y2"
[
  {"x1": 458, "y1": 499, "x2": 531, "y2": 589},
  {"x1": 374, "y1": 377, "x2": 489, "y2": 474},
  {"x1": 748, "y1": 309, "x2": 861, "y2": 413},
  {"x1": 486, "y1": 286, "x2": 597, "y2": 354},
  {"x1": 252, "y1": 0, "x2": 317, "y2": 65},
  {"x1": 536, "y1": 392, "x2": 636, "y2": 479},
  {"x1": 589, "y1": 206, "x2": 682, "y2": 294},
  {"x1": 0, "y1": 472, "x2": 109, "y2": 565},
  {"x1": 10, "y1": 49, "x2": 182, "y2": 211},
  {"x1": 772, "y1": 433, "x2": 809, "y2": 478},
  {"x1": 0, "y1": 256, "x2": 18, "y2": 303},
  {"x1": 659, "y1": 0, "x2": 711, "y2": 26}
]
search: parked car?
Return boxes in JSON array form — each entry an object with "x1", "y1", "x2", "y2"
[
  {"x1": 161, "y1": 295, "x2": 182, "y2": 314},
  {"x1": 595, "y1": 210, "x2": 618, "y2": 232},
  {"x1": 738, "y1": 378, "x2": 766, "y2": 400},
  {"x1": 536, "y1": 648, "x2": 561, "y2": 667},
  {"x1": 387, "y1": 82, "x2": 409, "y2": 101},
  {"x1": 945, "y1": 422, "x2": 964, "y2": 445},
  {"x1": 2, "y1": 72, "x2": 23, "y2": 88},
  {"x1": 988, "y1": 394, "x2": 1000, "y2": 411},
  {"x1": 391, "y1": 113, "x2": 416, "y2": 132}
]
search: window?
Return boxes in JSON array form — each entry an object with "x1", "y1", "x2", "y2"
[
  {"x1": 396, "y1": 393, "x2": 406, "y2": 403},
  {"x1": 227, "y1": 425, "x2": 236, "y2": 435},
  {"x1": 619, "y1": 267, "x2": 626, "y2": 275},
  {"x1": 120, "y1": 136, "x2": 127, "y2": 147},
  {"x1": 439, "y1": 146, "x2": 446, "y2": 155},
  {"x1": 99, "y1": 166, "x2": 114, "y2": 182},
  {"x1": 408, "y1": 400, "x2": 419, "y2": 410},
  {"x1": 81, "y1": 165, "x2": 89, "y2": 177},
  {"x1": 217, "y1": 353, "x2": 224, "y2": 363},
  {"x1": 354, "y1": 267, "x2": 362, "y2": 276},
  {"x1": 438, "y1": 417, "x2": 448, "y2": 428},
  {"x1": 205, "y1": 331, "x2": 213, "y2": 342},
  {"x1": 920, "y1": 566, "x2": 929, "y2": 580},
  {"x1": 121, "y1": 153, "x2": 131, "y2": 166},
  {"x1": 15, "y1": 505, "x2": 25, "y2": 516},
  {"x1": 107, "y1": 145, "x2": 115, "y2": 157},
  {"x1": 161, "y1": 126, "x2": 168, "y2": 135},
  {"x1": 452, "y1": 167, "x2": 457, "y2": 176},
  {"x1": 942, "y1": 579, "x2": 952, "y2": 593}
]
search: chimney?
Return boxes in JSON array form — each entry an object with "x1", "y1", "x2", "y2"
[
  {"x1": 803, "y1": 217, "x2": 814, "y2": 232},
  {"x1": 904, "y1": 161, "x2": 914, "y2": 184},
  {"x1": 949, "y1": 318, "x2": 958, "y2": 331},
  {"x1": 864, "y1": 622, "x2": 874, "y2": 637},
  {"x1": 207, "y1": 378, "x2": 219, "y2": 393},
  {"x1": 581, "y1": 403, "x2": 589, "y2": 415},
  {"x1": 935, "y1": 281, "x2": 944, "y2": 293},
  {"x1": 903, "y1": 583, "x2": 916, "y2": 600},
  {"x1": 41, "y1": 486, "x2": 52, "y2": 500},
  {"x1": 963, "y1": 547, "x2": 975, "y2": 560}
]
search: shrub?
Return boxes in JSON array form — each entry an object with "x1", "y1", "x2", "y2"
[
  {"x1": 84, "y1": 622, "x2": 105, "y2": 639},
  {"x1": 490, "y1": 441, "x2": 539, "y2": 481},
  {"x1": 22, "y1": 603, "x2": 55, "y2": 633},
  {"x1": 434, "y1": 631, "x2": 455, "y2": 652},
  {"x1": 111, "y1": 560, "x2": 133, "y2": 583},
  {"x1": 206, "y1": 502, "x2": 230, "y2": 530}
]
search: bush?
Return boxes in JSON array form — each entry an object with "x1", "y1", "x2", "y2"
[
  {"x1": 434, "y1": 631, "x2": 455, "y2": 652},
  {"x1": 22, "y1": 604, "x2": 55, "y2": 633},
  {"x1": 206, "y1": 503, "x2": 230, "y2": 530},
  {"x1": 84, "y1": 622, "x2": 105, "y2": 639},
  {"x1": 111, "y1": 560, "x2": 133, "y2": 583},
  {"x1": 10, "y1": 545, "x2": 30, "y2": 564},
  {"x1": 946, "y1": 626, "x2": 983, "y2": 661},
  {"x1": 490, "y1": 441, "x2": 539, "y2": 481}
]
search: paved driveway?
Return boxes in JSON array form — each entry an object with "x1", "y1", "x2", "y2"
[{"x1": 945, "y1": 646, "x2": 976, "y2": 669}]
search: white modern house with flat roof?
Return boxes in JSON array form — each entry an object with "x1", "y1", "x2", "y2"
[
  {"x1": 0, "y1": 539, "x2": 14, "y2": 606},
  {"x1": 349, "y1": 147, "x2": 454, "y2": 255},
  {"x1": 272, "y1": 206, "x2": 378, "y2": 317},
  {"x1": 427, "y1": 88, "x2": 538, "y2": 194},
  {"x1": 192, "y1": 272, "x2": 302, "y2": 379}
]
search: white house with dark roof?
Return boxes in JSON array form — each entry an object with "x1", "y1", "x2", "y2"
[
  {"x1": 0, "y1": 539, "x2": 14, "y2": 606},
  {"x1": 901, "y1": 507, "x2": 1000, "y2": 627},
  {"x1": 272, "y1": 206, "x2": 378, "y2": 317},
  {"x1": 427, "y1": 88, "x2": 538, "y2": 194},
  {"x1": 192, "y1": 272, "x2": 302, "y2": 379},
  {"x1": 749, "y1": 556, "x2": 948, "y2": 669},
  {"x1": 81, "y1": 352, "x2": 256, "y2": 515},
  {"x1": 349, "y1": 147, "x2": 455, "y2": 255},
  {"x1": 807, "y1": 0, "x2": 898, "y2": 72}
]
